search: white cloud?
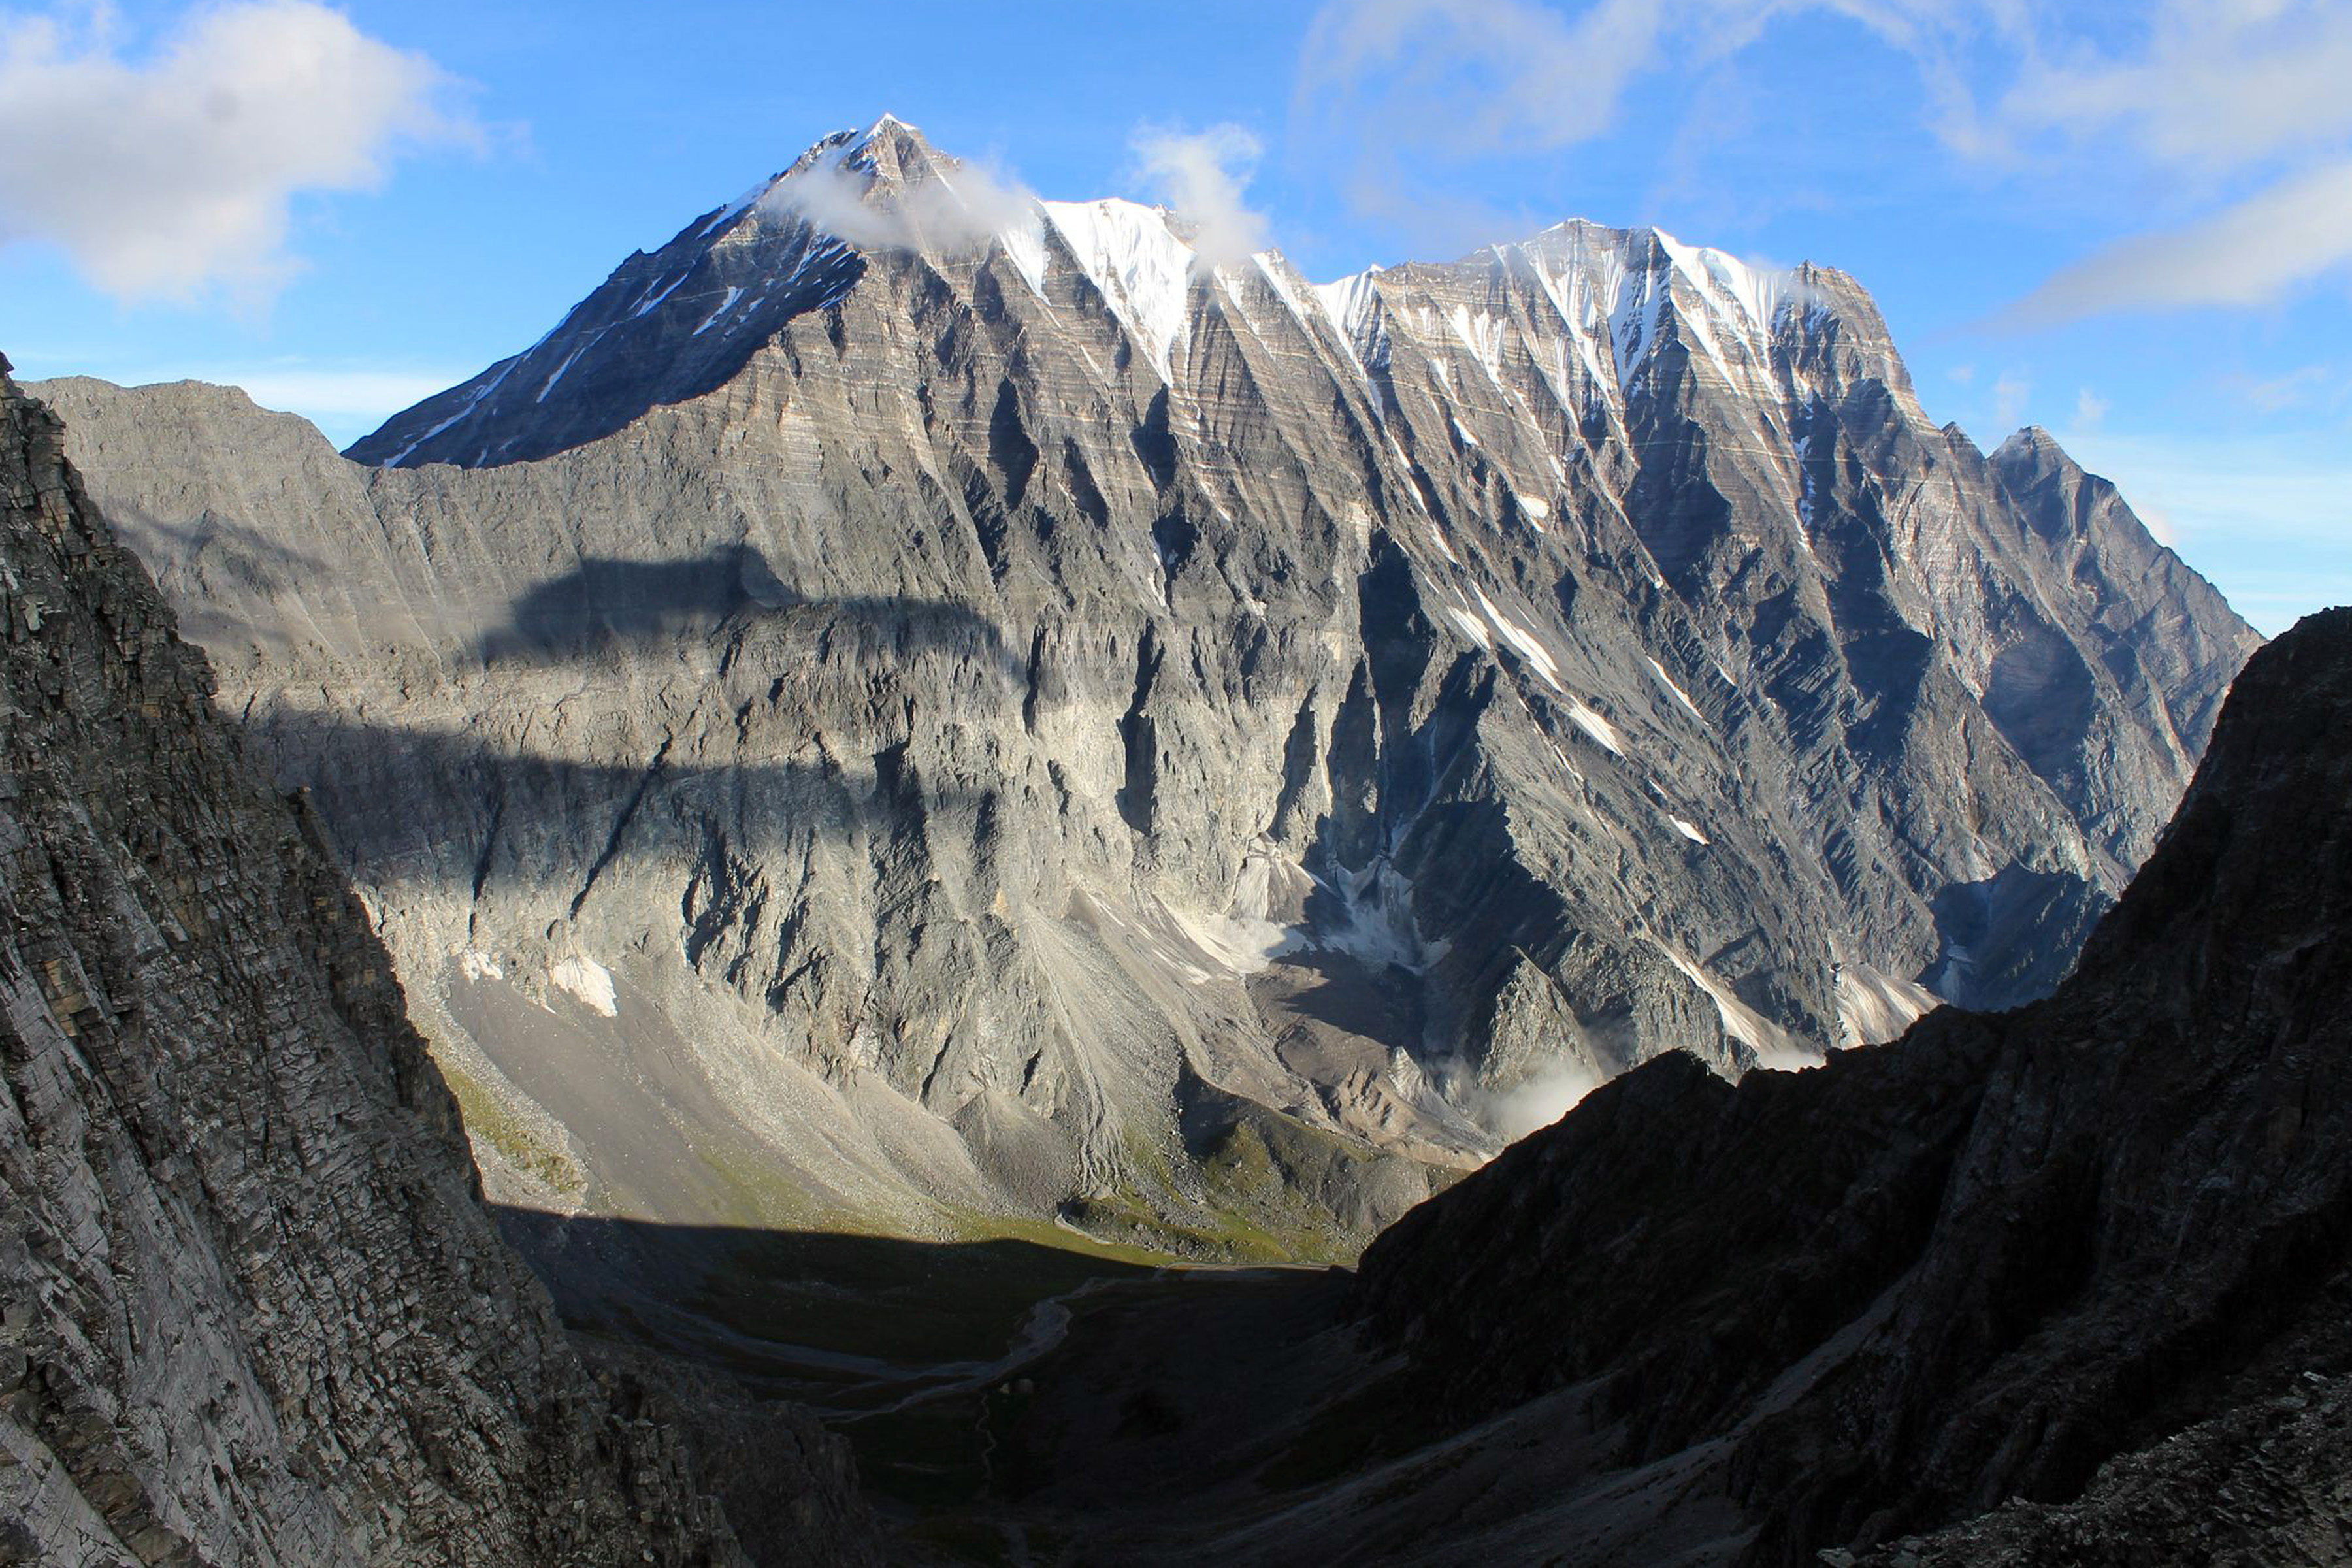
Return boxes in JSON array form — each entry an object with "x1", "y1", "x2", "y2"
[
  {"x1": 1297, "y1": 0, "x2": 1679, "y2": 159},
  {"x1": 1130, "y1": 123, "x2": 1271, "y2": 267},
  {"x1": 1292, "y1": 0, "x2": 2352, "y2": 319},
  {"x1": 2074, "y1": 387, "x2": 2110, "y2": 431},
  {"x1": 1996, "y1": 0, "x2": 2352, "y2": 176},
  {"x1": 2002, "y1": 159, "x2": 2352, "y2": 327},
  {"x1": 1993, "y1": 370, "x2": 2029, "y2": 427},
  {"x1": 2221, "y1": 365, "x2": 2334, "y2": 413},
  {"x1": 0, "y1": 1, "x2": 475, "y2": 302},
  {"x1": 2059, "y1": 427, "x2": 2352, "y2": 632},
  {"x1": 1948, "y1": 363, "x2": 1976, "y2": 384},
  {"x1": 758, "y1": 134, "x2": 1037, "y2": 256},
  {"x1": 1293, "y1": 0, "x2": 1686, "y2": 252}
]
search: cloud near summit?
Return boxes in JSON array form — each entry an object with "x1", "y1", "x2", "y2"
[{"x1": 0, "y1": 1, "x2": 474, "y2": 302}]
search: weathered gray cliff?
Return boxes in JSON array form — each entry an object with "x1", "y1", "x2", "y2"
[
  {"x1": 0, "y1": 362, "x2": 872, "y2": 1565},
  {"x1": 33, "y1": 114, "x2": 2259, "y2": 1259},
  {"x1": 970, "y1": 607, "x2": 2352, "y2": 1566}
]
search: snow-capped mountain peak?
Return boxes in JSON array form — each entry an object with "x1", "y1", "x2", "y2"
[{"x1": 350, "y1": 119, "x2": 1876, "y2": 471}]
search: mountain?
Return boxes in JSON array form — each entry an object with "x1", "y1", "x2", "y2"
[
  {"x1": 31, "y1": 113, "x2": 2257, "y2": 1264},
  {"x1": 0, "y1": 360, "x2": 874, "y2": 1563},
  {"x1": 962, "y1": 606, "x2": 2352, "y2": 1565}
]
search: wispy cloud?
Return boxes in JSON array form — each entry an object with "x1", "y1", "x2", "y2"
[
  {"x1": 2220, "y1": 365, "x2": 2335, "y2": 414},
  {"x1": 2074, "y1": 387, "x2": 2109, "y2": 431},
  {"x1": 759, "y1": 131, "x2": 1037, "y2": 255},
  {"x1": 41, "y1": 357, "x2": 475, "y2": 444},
  {"x1": 1292, "y1": 0, "x2": 1684, "y2": 253},
  {"x1": 2000, "y1": 159, "x2": 2352, "y2": 328},
  {"x1": 1130, "y1": 123, "x2": 1271, "y2": 267},
  {"x1": 1993, "y1": 0, "x2": 2352, "y2": 176},
  {"x1": 0, "y1": 1, "x2": 476, "y2": 303},
  {"x1": 1993, "y1": 370, "x2": 2030, "y2": 428},
  {"x1": 1291, "y1": 0, "x2": 2352, "y2": 320},
  {"x1": 2058, "y1": 427, "x2": 2352, "y2": 632}
]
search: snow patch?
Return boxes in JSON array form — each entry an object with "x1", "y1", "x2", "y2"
[
  {"x1": 1320, "y1": 858, "x2": 1429, "y2": 970},
  {"x1": 458, "y1": 951, "x2": 504, "y2": 982},
  {"x1": 1645, "y1": 655, "x2": 1705, "y2": 721},
  {"x1": 1670, "y1": 815, "x2": 1710, "y2": 845},
  {"x1": 1443, "y1": 604, "x2": 1492, "y2": 650},
  {"x1": 996, "y1": 207, "x2": 1048, "y2": 295},
  {"x1": 695, "y1": 182, "x2": 768, "y2": 241},
  {"x1": 534, "y1": 343, "x2": 588, "y2": 404},
  {"x1": 692, "y1": 285, "x2": 745, "y2": 336},
  {"x1": 1041, "y1": 198, "x2": 1196, "y2": 380},
  {"x1": 1659, "y1": 947, "x2": 1814, "y2": 1070},
  {"x1": 1835, "y1": 963, "x2": 1942, "y2": 1049},
  {"x1": 1563, "y1": 696, "x2": 1625, "y2": 757},
  {"x1": 628, "y1": 270, "x2": 689, "y2": 319},
  {"x1": 549, "y1": 956, "x2": 618, "y2": 1018},
  {"x1": 1252, "y1": 253, "x2": 1317, "y2": 328},
  {"x1": 1471, "y1": 586, "x2": 1563, "y2": 691}
]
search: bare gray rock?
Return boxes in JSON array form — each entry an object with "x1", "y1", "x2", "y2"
[{"x1": 0, "y1": 362, "x2": 875, "y2": 1565}]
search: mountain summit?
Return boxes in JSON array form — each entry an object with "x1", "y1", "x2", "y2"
[{"x1": 349, "y1": 120, "x2": 1857, "y2": 474}]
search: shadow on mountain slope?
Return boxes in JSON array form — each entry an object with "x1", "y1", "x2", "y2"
[{"x1": 472, "y1": 545, "x2": 1026, "y2": 678}]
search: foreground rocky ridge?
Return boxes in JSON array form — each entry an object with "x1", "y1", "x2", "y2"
[
  {"x1": 964, "y1": 608, "x2": 2352, "y2": 1563},
  {"x1": 1355, "y1": 604, "x2": 2352, "y2": 1560},
  {"x1": 0, "y1": 363, "x2": 874, "y2": 1564},
  {"x1": 33, "y1": 113, "x2": 2256, "y2": 1258}
]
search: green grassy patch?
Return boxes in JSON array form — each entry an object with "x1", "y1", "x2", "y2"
[
  {"x1": 439, "y1": 1060, "x2": 581, "y2": 1192},
  {"x1": 692, "y1": 1228, "x2": 1159, "y2": 1371}
]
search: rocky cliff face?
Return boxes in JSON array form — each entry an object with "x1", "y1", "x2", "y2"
[
  {"x1": 31, "y1": 113, "x2": 2257, "y2": 1258},
  {"x1": 0, "y1": 363, "x2": 872, "y2": 1565},
  {"x1": 1348, "y1": 604, "x2": 2352, "y2": 1562},
  {"x1": 956, "y1": 608, "x2": 2352, "y2": 1565}
]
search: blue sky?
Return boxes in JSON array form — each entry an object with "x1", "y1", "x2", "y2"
[{"x1": 3, "y1": 0, "x2": 2347, "y2": 632}]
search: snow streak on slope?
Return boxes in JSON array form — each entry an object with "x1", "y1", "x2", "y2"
[{"x1": 1039, "y1": 199, "x2": 1198, "y2": 381}]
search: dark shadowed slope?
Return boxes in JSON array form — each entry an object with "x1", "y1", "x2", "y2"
[{"x1": 1352, "y1": 604, "x2": 2352, "y2": 1562}]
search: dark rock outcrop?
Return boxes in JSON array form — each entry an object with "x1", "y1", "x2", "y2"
[
  {"x1": 0, "y1": 360, "x2": 874, "y2": 1564},
  {"x1": 1353, "y1": 605, "x2": 2352, "y2": 1561}
]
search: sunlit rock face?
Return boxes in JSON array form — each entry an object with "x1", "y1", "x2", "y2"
[
  {"x1": 33, "y1": 114, "x2": 2257, "y2": 1258},
  {"x1": 0, "y1": 361, "x2": 885, "y2": 1565}
]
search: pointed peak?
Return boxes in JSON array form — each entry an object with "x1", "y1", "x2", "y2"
[
  {"x1": 839, "y1": 112, "x2": 950, "y2": 186},
  {"x1": 1995, "y1": 424, "x2": 2063, "y2": 457}
]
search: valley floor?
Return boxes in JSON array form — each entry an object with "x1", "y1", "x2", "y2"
[{"x1": 521, "y1": 1209, "x2": 1752, "y2": 1567}]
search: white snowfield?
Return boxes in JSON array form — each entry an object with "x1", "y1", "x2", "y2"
[{"x1": 548, "y1": 955, "x2": 619, "y2": 1018}]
